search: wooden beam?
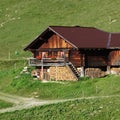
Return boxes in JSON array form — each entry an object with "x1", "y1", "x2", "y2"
[{"x1": 30, "y1": 48, "x2": 75, "y2": 52}]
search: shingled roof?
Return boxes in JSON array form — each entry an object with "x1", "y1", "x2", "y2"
[{"x1": 24, "y1": 26, "x2": 120, "y2": 50}]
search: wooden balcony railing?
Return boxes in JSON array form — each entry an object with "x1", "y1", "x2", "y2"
[{"x1": 29, "y1": 57, "x2": 66, "y2": 66}]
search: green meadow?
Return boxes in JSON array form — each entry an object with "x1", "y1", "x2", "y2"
[
  {"x1": 0, "y1": 96, "x2": 120, "y2": 120},
  {"x1": 0, "y1": 0, "x2": 120, "y2": 119},
  {"x1": 0, "y1": 60, "x2": 120, "y2": 100},
  {"x1": 0, "y1": 0, "x2": 120, "y2": 59}
]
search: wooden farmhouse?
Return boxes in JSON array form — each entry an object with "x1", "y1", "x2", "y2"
[{"x1": 24, "y1": 26, "x2": 120, "y2": 81}]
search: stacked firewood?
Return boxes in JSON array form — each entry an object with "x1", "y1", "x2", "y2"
[
  {"x1": 111, "y1": 67, "x2": 120, "y2": 75},
  {"x1": 85, "y1": 68, "x2": 106, "y2": 78},
  {"x1": 49, "y1": 66, "x2": 77, "y2": 81}
]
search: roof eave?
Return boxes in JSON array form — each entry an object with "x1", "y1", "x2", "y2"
[
  {"x1": 108, "y1": 47, "x2": 120, "y2": 49},
  {"x1": 23, "y1": 28, "x2": 49, "y2": 51}
]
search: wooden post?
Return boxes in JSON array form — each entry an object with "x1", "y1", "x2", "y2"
[
  {"x1": 81, "y1": 53, "x2": 85, "y2": 77},
  {"x1": 107, "y1": 65, "x2": 111, "y2": 74},
  {"x1": 55, "y1": 66, "x2": 57, "y2": 81},
  {"x1": 14, "y1": 63, "x2": 16, "y2": 70},
  {"x1": 96, "y1": 85, "x2": 98, "y2": 94},
  {"x1": 63, "y1": 50, "x2": 66, "y2": 65},
  {"x1": 41, "y1": 59, "x2": 44, "y2": 80},
  {"x1": 82, "y1": 90, "x2": 85, "y2": 97},
  {"x1": 81, "y1": 66, "x2": 85, "y2": 77},
  {"x1": 8, "y1": 52, "x2": 11, "y2": 60},
  {"x1": 107, "y1": 54, "x2": 111, "y2": 74}
]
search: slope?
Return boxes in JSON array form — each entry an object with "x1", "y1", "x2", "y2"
[{"x1": 0, "y1": 0, "x2": 120, "y2": 59}]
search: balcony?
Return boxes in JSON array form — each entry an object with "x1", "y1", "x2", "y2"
[{"x1": 29, "y1": 57, "x2": 66, "y2": 66}]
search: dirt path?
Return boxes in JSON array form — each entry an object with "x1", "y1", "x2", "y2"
[
  {"x1": 0, "y1": 92, "x2": 120, "y2": 114},
  {"x1": 0, "y1": 92, "x2": 66, "y2": 114},
  {"x1": 0, "y1": 92, "x2": 31, "y2": 104}
]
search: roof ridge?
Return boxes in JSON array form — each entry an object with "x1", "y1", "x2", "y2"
[
  {"x1": 49, "y1": 25, "x2": 95, "y2": 28},
  {"x1": 49, "y1": 26, "x2": 110, "y2": 33}
]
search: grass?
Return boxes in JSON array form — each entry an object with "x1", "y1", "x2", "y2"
[
  {"x1": 0, "y1": 1, "x2": 120, "y2": 118},
  {"x1": 0, "y1": 0, "x2": 120, "y2": 59},
  {"x1": 0, "y1": 100, "x2": 13, "y2": 109},
  {"x1": 0, "y1": 60, "x2": 120, "y2": 100},
  {"x1": 0, "y1": 96, "x2": 120, "y2": 120}
]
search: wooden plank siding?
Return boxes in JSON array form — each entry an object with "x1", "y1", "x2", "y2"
[
  {"x1": 69, "y1": 50, "x2": 81, "y2": 67},
  {"x1": 86, "y1": 56, "x2": 107, "y2": 67},
  {"x1": 30, "y1": 34, "x2": 120, "y2": 68},
  {"x1": 82, "y1": 49, "x2": 109, "y2": 67},
  {"x1": 39, "y1": 34, "x2": 73, "y2": 49},
  {"x1": 109, "y1": 50, "x2": 120, "y2": 66}
]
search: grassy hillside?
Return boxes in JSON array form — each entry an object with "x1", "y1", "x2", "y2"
[
  {"x1": 0, "y1": 0, "x2": 120, "y2": 59},
  {"x1": 0, "y1": 60, "x2": 120, "y2": 99},
  {"x1": 0, "y1": 96, "x2": 120, "y2": 120},
  {"x1": 0, "y1": 63, "x2": 120, "y2": 120}
]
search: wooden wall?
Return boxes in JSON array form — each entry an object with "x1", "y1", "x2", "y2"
[
  {"x1": 81, "y1": 49, "x2": 108, "y2": 67},
  {"x1": 69, "y1": 50, "x2": 82, "y2": 67},
  {"x1": 66, "y1": 49, "x2": 108, "y2": 67},
  {"x1": 86, "y1": 56, "x2": 107, "y2": 67},
  {"x1": 39, "y1": 34, "x2": 73, "y2": 49},
  {"x1": 109, "y1": 50, "x2": 120, "y2": 66},
  {"x1": 84, "y1": 50, "x2": 120, "y2": 67},
  {"x1": 37, "y1": 34, "x2": 120, "y2": 67}
]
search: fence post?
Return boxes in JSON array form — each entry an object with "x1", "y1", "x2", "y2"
[
  {"x1": 96, "y1": 85, "x2": 98, "y2": 94},
  {"x1": 8, "y1": 52, "x2": 11, "y2": 60}
]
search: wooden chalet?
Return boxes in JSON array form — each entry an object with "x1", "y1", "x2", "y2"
[{"x1": 24, "y1": 26, "x2": 120, "y2": 81}]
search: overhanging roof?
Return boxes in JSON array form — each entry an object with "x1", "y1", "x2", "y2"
[
  {"x1": 24, "y1": 26, "x2": 120, "y2": 51},
  {"x1": 109, "y1": 33, "x2": 120, "y2": 48}
]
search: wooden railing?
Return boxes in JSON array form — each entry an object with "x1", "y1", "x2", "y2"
[{"x1": 29, "y1": 57, "x2": 66, "y2": 66}]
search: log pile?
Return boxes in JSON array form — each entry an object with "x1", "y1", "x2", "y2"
[
  {"x1": 110, "y1": 67, "x2": 120, "y2": 75},
  {"x1": 49, "y1": 66, "x2": 77, "y2": 81},
  {"x1": 85, "y1": 68, "x2": 106, "y2": 78}
]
